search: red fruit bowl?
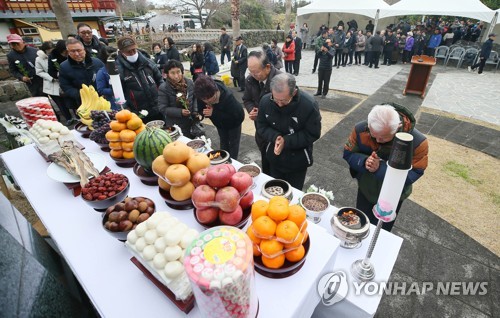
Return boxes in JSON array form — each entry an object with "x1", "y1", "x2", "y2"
[{"x1": 193, "y1": 206, "x2": 251, "y2": 230}]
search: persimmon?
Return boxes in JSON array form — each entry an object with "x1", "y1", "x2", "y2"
[
  {"x1": 105, "y1": 130, "x2": 120, "y2": 142},
  {"x1": 122, "y1": 151, "x2": 135, "y2": 159},
  {"x1": 121, "y1": 141, "x2": 134, "y2": 152},
  {"x1": 110, "y1": 149, "x2": 123, "y2": 159},
  {"x1": 115, "y1": 109, "x2": 132, "y2": 123},
  {"x1": 110, "y1": 120, "x2": 126, "y2": 132},
  {"x1": 126, "y1": 116, "x2": 143, "y2": 130},
  {"x1": 119, "y1": 129, "x2": 136, "y2": 142},
  {"x1": 109, "y1": 141, "x2": 122, "y2": 150},
  {"x1": 134, "y1": 124, "x2": 146, "y2": 134}
]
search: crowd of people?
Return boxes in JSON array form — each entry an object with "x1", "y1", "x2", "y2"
[{"x1": 7, "y1": 23, "x2": 434, "y2": 231}]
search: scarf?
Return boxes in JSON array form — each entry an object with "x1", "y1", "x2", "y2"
[{"x1": 168, "y1": 77, "x2": 189, "y2": 109}]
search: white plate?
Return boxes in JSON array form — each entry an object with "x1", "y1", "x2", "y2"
[{"x1": 46, "y1": 152, "x2": 107, "y2": 183}]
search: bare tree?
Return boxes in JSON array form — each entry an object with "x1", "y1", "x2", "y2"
[
  {"x1": 49, "y1": 0, "x2": 77, "y2": 38},
  {"x1": 176, "y1": 0, "x2": 224, "y2": 29},
  {"x1": 285, "y1": 0, "x2": 292, "y2": 30},
  {"x1": 231, "y1": 0, "x2": 240, "y2": 37}
]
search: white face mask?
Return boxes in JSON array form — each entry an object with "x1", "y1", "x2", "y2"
[{"x1": 126, "y1": 52, "x2": 139, "y2": 63}]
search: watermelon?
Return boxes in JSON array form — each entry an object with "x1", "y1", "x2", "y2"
[{"x1": 133, "y1": 126, "x2": 172, "y2": 172}]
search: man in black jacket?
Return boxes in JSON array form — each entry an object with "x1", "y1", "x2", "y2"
[
  {"x1": 383, "y1": 30, "x2": 397, "y2": 65},
  {"x1": 75, "y1": 23, "x2": 106, "y2": 57},
  {"x1": 369, "y1": 31, "x2": 384, "y2": 68},
  {"x1": 469, "y1": 33, "x2": 496, "y2": 75},
  {"x1": 115, "y1": 36, "x2": 164, "y2": 122},
  {"x1": 243, "y1": 51, "x2": 282, "y2": 174},
  {"x1": 314, "y1": 40, "x2": 334, "y2": 98},
  {"x1": 256, "y1": 73, "x2": 322, "y2": 190},
  {"x1": 6, "y1": 34, "x2": 43, "y2": 97},
  {"x1": 59, "y1": 39, "x2": 104, "y2": 109},
  {"x1": 231, "y1": 36, "x2": 248, "y2": 92},
  {"x1": 292, "y1": 30, "x2": 302, "y2": 76},
  {"x1": 219, "y1": 27, "x2": 231, "y2": 65}
]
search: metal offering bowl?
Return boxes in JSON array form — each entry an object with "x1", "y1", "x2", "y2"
[{"x1": 331, "y1": 207, "x2": 370, "y2": 249}]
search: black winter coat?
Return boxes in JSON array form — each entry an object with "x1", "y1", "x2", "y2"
[
  {"x1": 75, "y1": 35, "x2": 106, "y2": 57},
  {"x1": 197, "y1": 81, "x2": 244, "y2": 130},
  {"x1": 256, "y1": 89, "x2": 321, "y2": 172},
  {"x1": 7, "y1": 46, "x2": 38, "y2": 80},
  {"x1": 242, "y1": 66, "x2": 281, "y2": 113},
  {"x1": 58, "y1": 55, "x2": 104, "y2": 108},
  {"x1": 115, "y1": 52, "x2": 164, "y2": 122},
  {"x1": 369, "y1": 35, "x2": 384, "y2": 52},
  {"x1": 153, "y1": 52, "x2": 169, "y2": 71},
  {"x1": 317, "y1": 47, "x2": 335, "y2": 69},
  {"x1": 165, "y1": 46, "x2": 180, "y2": 61},
  {"x1": 48, "y1": 50, "x2": 67, "y2": 79},
  {"x1": 157, "y1": 77, "x2": 195, "y2": 135},
  {"x1": 294, "y1": 37, "x2": 303, "y2": 59}
]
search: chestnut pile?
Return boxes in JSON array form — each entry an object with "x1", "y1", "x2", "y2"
[{"x1": 104, "y1": 197, "x2": 155, "y2": 232}]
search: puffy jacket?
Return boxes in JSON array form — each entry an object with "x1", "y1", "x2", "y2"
[
  {"x1": 282, "y1": 41, "x2": 296, "y2": 61},
  {"x1": 157, "y1": 77, "x2": 195, "y2": 136},
  {"x1": 35, "y1": 50, "x2": 60, "y2": 96},
  {"x1": 256, "y1": 89, "x2": 321, "y2": 172},
  {"x1": 115, "y1": 52, "x2": 164, "y2": 122},
  {"x1": 96, "y1": 67, "x2": 118, "y2": 110},
  {"x1": 7, "y1": 46, "x2": 38, "y2": 80},
  {"x1": 196, "y1": 81, "x2": 244, "y2": 130},
  {"x1": 404, "y1": 36, "x2": 414, "y2": 51},
  {"x1": 343, "y1": 103, "x2": 429, "y2": 204},
  {"x1": 59, "y1": 55, "x2": 104, "y2": 107},
  {"x1": 204, "y1": 50, "x2": 219, "y2": 75},
  {"x1": 427, "y1": 34, "x2": 442, "y2": 49}
]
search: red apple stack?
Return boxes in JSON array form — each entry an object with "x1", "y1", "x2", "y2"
[{"x1": 192, "y1": 164, "x2": 254, "y2": 226}]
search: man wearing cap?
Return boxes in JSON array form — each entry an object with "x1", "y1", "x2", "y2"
[
  {"x1": 231, "y1": 36, "x2": 247, "y2": 92},
  {"x1": 59, "y1": 38, "x2": 104, "y2": 109},
  {"x1": 242, "y1": 50, "x2": 282, "y2": 174},
  {"x1": 115, "y1": 36, "x2": 164, "y2": 122},
  {"x1": 343, "y1": 104, "x2": 428, "y2": 231},
  {"x1": 7, "y1": 34, "x2": 43, "y2": 96},
  {"x1": 469, "y1": 33, "x2": 496, "y2": 75}
]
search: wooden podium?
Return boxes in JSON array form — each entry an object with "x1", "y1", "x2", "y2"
[{"x1": 403, "y1": 55, "x2": 436, "y2": 98}]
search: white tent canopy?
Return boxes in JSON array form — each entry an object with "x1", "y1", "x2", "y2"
[
  {"x1": 297, "y1": 0, "x2": 390, "y2": 19},
  {"x1": 378, "y1": 0, "x2": 495, "y2": 22}
]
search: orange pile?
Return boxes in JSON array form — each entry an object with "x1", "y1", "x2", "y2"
[
  {"x1": 152, "y1": 140, "x2": 210, "y2": 202},
  {"x1": 105, "y1": 109, "x2": 145, "y2": 159},
  {"x1": 247, "y1": 197, "x2": 308, "y2": 269}
]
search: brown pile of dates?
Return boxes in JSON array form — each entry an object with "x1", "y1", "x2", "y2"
[
  {"x1": 104, "y1": 197, "x2": 155, "y2": 232},
  {"x1": 82, "y1": 173, "x2": 128, "y2": 201}
]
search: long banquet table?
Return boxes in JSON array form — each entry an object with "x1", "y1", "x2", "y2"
[{"x1": 1, "y1": 132, "x2": 402, "y2": 318}]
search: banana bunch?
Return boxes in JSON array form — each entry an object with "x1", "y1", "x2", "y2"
[{"x1": 77, "y1": 84, "x2": 111, "y2": 128}]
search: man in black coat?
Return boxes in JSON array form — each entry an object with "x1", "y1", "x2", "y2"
[
  {"x1": 256, "y1": 73, "x2": 322, "y2": 190},
  {"x1": 231, "y1": 36, "x2": 248, "y2": 92},
  {"x1": 469, "y1": 33, "x2": 496, "y2": 75},
  {"x1": 75, "y1": 23, "x2": 106, "y2": 57},
  {"x1": 314, "y1": 40, "x2": 334, "y2": 98},
  {"x1": 292, "y1": 30, "x2": 302, "y2": 76},
  {"x1": 219, "y1": 27, "x2": 231, "y2": 65},
  {"x1": 115, "y1": 36, "x2": 164, "y2": 122},
  {"x1": 369, "y1": 31, "x2": 384, "y2": 68},
  {"x1": 243, "y1": 50, "x2": 282, "y2": 174},
  {"x1": 383, "y1": 29, "x2": 397, "y2": 66},
  {"x1": 6, "y1": 34, "x2": 43, "y2": 97},
  {"x1": 59, "y1": 39, "x2": 104, "y2": 109}
]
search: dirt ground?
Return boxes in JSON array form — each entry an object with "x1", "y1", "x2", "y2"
[{"x1": 411, "y1": 135, "x2": 500, "y2": 256}]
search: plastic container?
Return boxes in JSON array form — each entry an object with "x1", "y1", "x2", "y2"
[
  {"x1": 220, "y1": 74, "x2": 231, "y2": 86},
  {"x1": 184, "y1": 226, "x2": 258, "y2": 318}
]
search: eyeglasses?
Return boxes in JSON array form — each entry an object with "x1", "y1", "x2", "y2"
[
  {"x1": 270, "y1": 93, "x2": 294, "y2": 105},
  {"x1": 68, "y1": 49, "x2": 85, "y2": 54}
]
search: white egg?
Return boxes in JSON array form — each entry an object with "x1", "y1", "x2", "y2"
[
  {"x1": 153, "y1": 253, "x2": 167, "y2": 270},
  {"x1": 144, "y1": 229, "x2": 158, "y2": 245},
  {"x1": 49, "y1": 132, "x2": 60, "y2": 140},
  {"x1": 164, "y1": 261, "x2": 184, "y2": 279},
  {"x1": 154, "y1": 237, "x2": 166, "y2": 253},
  {"x1": 135, "y1": 237, "x2": 147, "y2": 252},
  {"x1": 38, "y1": 137, "x2": 50, "y2": 144},
  {"x1": 163, "y1": 245, "x2": 182, "y2": 261},
  {"x1": 135, "y1": 222, "x2": 148, "y2": 237},
  {"x1": 180, "y1": 229, "x2": 199, "y2": 249},
  {"x1": 40, "y1": 129, "x2": 51, "y2": 137},
  {"x1": 142, "y1": 245, "x2": 157, "y2": 261},
  {"x1": 59, "y1": 127, "x2": 70, "y2": 135},
  {"x1": 127, "y1": 231, "x2": 138, "y2": 245}
]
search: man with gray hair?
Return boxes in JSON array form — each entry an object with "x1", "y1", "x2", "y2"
[
  {"x1": 343, "y1": 104, "x2": 428, "y2": 231},
  {"x1": 256, "y1": 73, "x2": 321, "y2": 190}
]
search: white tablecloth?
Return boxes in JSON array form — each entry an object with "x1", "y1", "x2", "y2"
[{"x1": 1, "y1": 133, "x2": 351, "y2": 318}]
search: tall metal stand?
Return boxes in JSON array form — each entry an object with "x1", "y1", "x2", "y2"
[{"x1": 350, "y1": 219, "x2": 383, "y2": 281}]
